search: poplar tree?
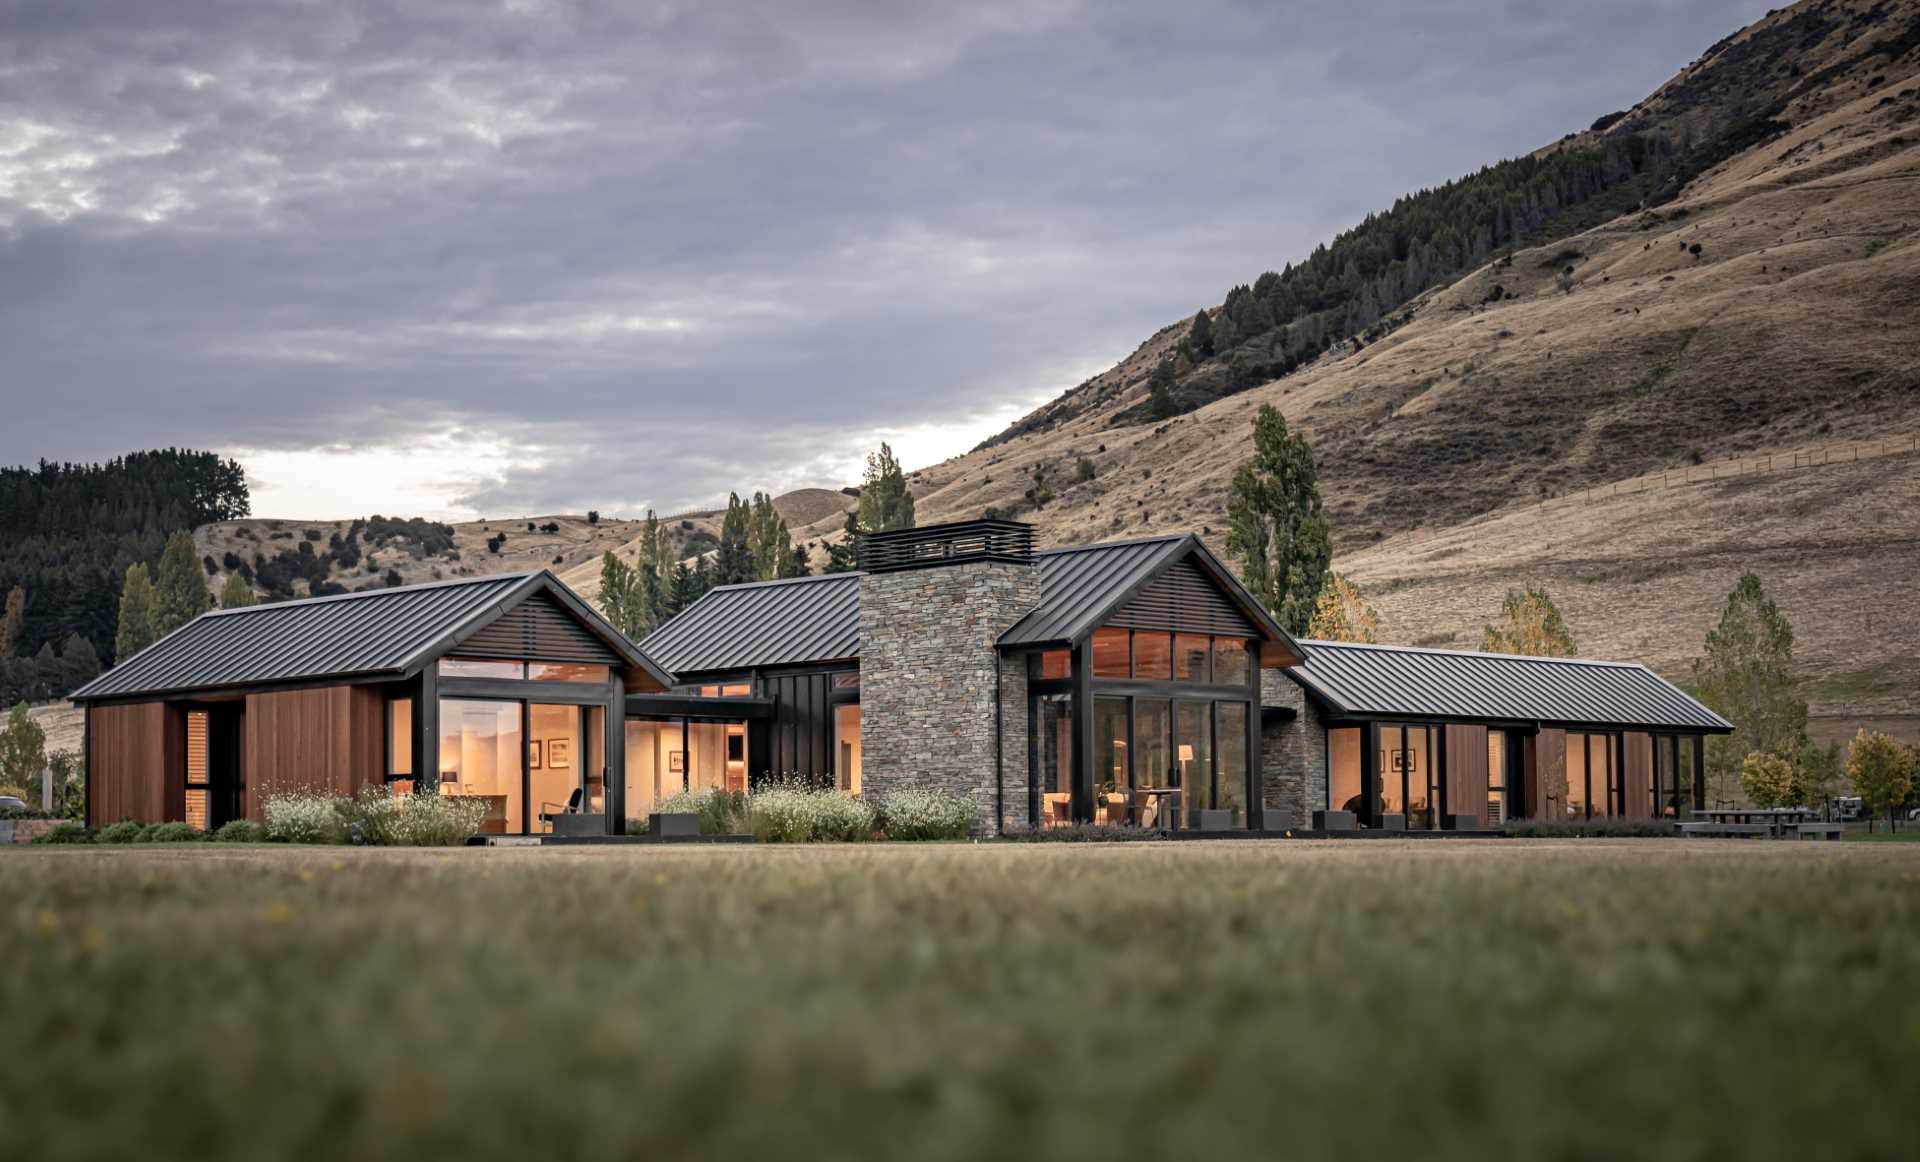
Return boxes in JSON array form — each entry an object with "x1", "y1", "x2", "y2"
[
  {"x1": 1480, "y1": 586, "x2": 1577, "y2": 657},
  {"x1": 114, "y1": 563, "x2": 158, "y2": 663},
  {"x1": 714, "y1": 494, "x2": 756, "y2": 586},
  {"x1": 598, "y1": 552, "x2": 645, "y2": 638},
  {"x1": 1226, "y1": 405, "x2": 1331, "y2": 636},
  {"x1": 1693, "y1": 572, "x2": 1808, "y2": 806},
  {"x1": 747, "y1": 491, "x2": 795, "y2": 582},
  {"x1": 856, "y1": 444, "x2": 915, "y2": 534},
  {"x1": 151, "y1": 530, "x2": 210, "y2": 637}
]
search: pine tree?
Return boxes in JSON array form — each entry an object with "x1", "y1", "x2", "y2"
[
  {"x1": 114, "y1": 563, "x2": 158, "y2": 663},
  {"x1": 1188, "y1": 310, "x2": 1215, "y2": 358},
  {"x1": 1225, "y1": 405, "x2": 1331, "y2": 636},
  {"x1": 1306, "y1": 572, "x2": 1380, "y2": 643},
  {"x1": 1146, "y1": 357, "x2": 1180, "y2": 420},
  {"x1": 824, "y1": 510, "x2": 863, "y2": 574},
  {"x1": 856, "y1": 444, "x2": 915, "y2": 533},
  {"x1": 218, "y1": 573, "x2": 257, "y2": 609},
  {"x1": 152, "y1": 530, "x2": 210, "y2": 638},
  {"x1": 1480, "y1": 586, "x2": 1577, "y2": 657},
  {"x1": 781, "y1": 542, "x2": 811, "y2": 579},
  {"x1": 56, "y1": 632, "x2": 101, "y2": 694},
  {"x1": 1692, "y1": 572, "x2": 1808, "y2": 807},
  {"x1": 714, "y1": 494, "x2": 756, "y2": 586}
]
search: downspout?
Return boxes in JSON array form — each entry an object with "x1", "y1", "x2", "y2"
[{"x1": 993, "y1": 653, "x2": 1003, "y2": 836}]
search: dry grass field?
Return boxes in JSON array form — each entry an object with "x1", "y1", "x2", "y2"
[{"x1": 4, "y1": 841, "x2": 1917, "y2": 1162}]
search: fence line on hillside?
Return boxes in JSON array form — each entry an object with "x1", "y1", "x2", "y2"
[{"x1": 1378, "y1": 432, "x2": 1920, "y2": 561}]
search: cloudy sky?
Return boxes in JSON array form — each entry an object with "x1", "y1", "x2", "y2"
[{"x1": 2, "y1": 0, "x2": 1772, "y2": 519}]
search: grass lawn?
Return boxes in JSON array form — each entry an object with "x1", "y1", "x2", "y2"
[{"x1": 5, "y1": 840, "x2": 1918, "y2": 1161}]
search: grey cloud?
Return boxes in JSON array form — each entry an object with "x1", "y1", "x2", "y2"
[{"x1": 1, "y1": 0, "x2": 1774, "y2": 513}]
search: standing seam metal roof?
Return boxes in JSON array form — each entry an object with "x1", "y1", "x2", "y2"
[
  {"x1": 997, "y1": 535, "x2": 1194, "y2": 646},
  {"x1": 638, "y1": 572, "x2": 862, "y2": 675},
  {"x1": 1285, "y1": 640, "x2": 1733, "y2": 732},
  {"x1": 72, "y1": 571, "x2": 668, "y2": 701}
]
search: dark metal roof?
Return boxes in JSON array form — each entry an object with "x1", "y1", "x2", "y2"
[
  {"x1": 1284, "y1": 640, "x2": 1734, "y2": 732},
  {"x1": 72, "y1": 571, "x2": 670, "y2": 702},
  {"x1": 639, "y1": 572, "x2": 861, "y2": 675}
]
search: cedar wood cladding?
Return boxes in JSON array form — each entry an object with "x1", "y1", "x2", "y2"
[
  {"x1": 242, "y1": 686, "x2": 387, "y2": 816},
  {"x1": 87, "y1": 702, "x2": 183, "y2": 826}
]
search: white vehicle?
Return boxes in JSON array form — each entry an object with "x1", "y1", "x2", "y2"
[{"x1": 1831, "y1": 796, "x2": 1865, "y2": 822}]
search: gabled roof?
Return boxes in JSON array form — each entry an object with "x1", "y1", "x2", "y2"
[
  {"x1": 999, "y1": 534, "x2": 1302, "y2": 664},
  {"x1": 640, "y1": 532, "x2": 1306, "y2": 675},
  {"x1": 640, "y1": 572, "x2": 861, "y2": 676},
  {"x1": 1285, "y1": 640, "x2": 1734, "y2": 733},
  {"x1": 72, "y1": 571, "x2": 670, "y2": 702}
]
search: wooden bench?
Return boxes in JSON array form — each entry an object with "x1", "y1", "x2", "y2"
[{"x1": 1679, "y1": 822, "x2": 1772, "y2": 838}]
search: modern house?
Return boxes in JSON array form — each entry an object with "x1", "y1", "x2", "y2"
[{"x1": 72, "y1": 518, "x2": 1733, "y2": 837}]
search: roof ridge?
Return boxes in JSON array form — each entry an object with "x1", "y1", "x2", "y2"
[
  {"x1": 1033, "y1": 532, "x2": 1190, "y2": 556},
  {"x1": 1296, "y1": 638, "x2": 1645, "y2": 671},
  {"x1": 204, "y1": 570, "x2": 541, "y2": 616},
  {"x1": 704, "y1": 571, "x2": 864, "y2": 594}
]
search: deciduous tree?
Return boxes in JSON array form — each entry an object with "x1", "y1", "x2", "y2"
[
  {"x1": 1693, "y1": 573, "x2": 1807, "y2": 811},
  {"x1": 714, "y1": 494, "x2": 756, "y2": 586},
  {"x1": 1480, "y1": 586, "x2": 1577, "y2": 657},
  {"x1": 1740, "y1": 751, "x2": 1793, "y2": 809},
  {"x1": 0, "y1": 701, "x2": 47, "y2": 797},
  {"x1": 1307, "y1": 572, "x2": 1380, "y2": 643},
  {"x1": 1226, "y1": 405, "x2": 1331, "y2": 636},
  {"x1": 1847, "y1": 729, "x2": 1915, "y2": 832},
  {"x1": 599, "y1": 552, "x2": 645, "y2": 638}
]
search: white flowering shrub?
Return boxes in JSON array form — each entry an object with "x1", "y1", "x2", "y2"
[
  {"x1": 878, "y1": 789, "x2": 973, "y2": 841},
  {"x1": 657, "y1": 787, "x2": 750, "y2": 835},
  {"x1": 747, "y1": 781, "x2": 875, "y2": 843},
  {"x1": 262, "y1": 792, "x2": 349, "y2": 844},
  {"x1": 352, "y1": 787, "x2": 487, "y2": 846}
]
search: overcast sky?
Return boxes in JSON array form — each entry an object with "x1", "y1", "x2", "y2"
[{"x1": 1, "y1": 0, "x2": 1773, "y2": 520}]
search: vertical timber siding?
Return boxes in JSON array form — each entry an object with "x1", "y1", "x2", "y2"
[
  {"x1": 242, "y1": 685, "x2": 384, "y2": 818},
  {"x1": 1621, "y1": 731, "x2": 1654, "y2": 818},
  {"x1": 87, "y1": 702, "x2": 184, "y2": 825},
  {"x1": 1444, "y1": 724, "x2": 1491, "y2": 829}
]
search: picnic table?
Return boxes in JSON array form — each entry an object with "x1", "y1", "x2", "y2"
[{"x1": 1682, "y1": 808, "x2": 1840, "y2": 840}]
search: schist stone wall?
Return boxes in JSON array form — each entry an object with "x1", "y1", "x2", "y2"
[
  {"x1": 858, "y1": 560, "x2": 1041, "y2": 835},
  {"x1": 1260, "y1": 669, "x2": 1326, "y2": 830}
]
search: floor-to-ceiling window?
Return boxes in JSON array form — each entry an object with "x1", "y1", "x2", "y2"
[
  {"x1": 1565, "y1": 732, "x2": 1617, "y2": 818},
  {"x1": 528, "y1": 703, "x2": 583, "y2": 833},
  {"x1": 1329, "y1": 727, "x2": 1364, "y2": 818},
  {"x1": 1033, "y1": 695, "x2": 1072, "y2": 827},
  {"x1": 835, "y1": 704, "x2": 862, "y2": 794},
  {"x1": 1094, "y1": 695, "x2": 1131, "y2": 824},
  {"x1": 439, "y1": 699, "x2": 524, "y2": 835},
  {"x1": 1487, "y1": 730, "x2": 1515, "y2": 826},
  {"x1": 1372, "y1": 724, "x2": 1440, "y2": 830}
]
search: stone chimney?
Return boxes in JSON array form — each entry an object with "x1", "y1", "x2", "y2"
[{"x1": 856, "y1": 520, "x2": 1041, "y2": 835}]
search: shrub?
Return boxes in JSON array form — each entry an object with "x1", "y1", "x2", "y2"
[
  {"x1": 96, "y1": 820, "x2": 146, "y2": 844},
  {"x1": 144, "y1": 821, "x2": 204, "y2": 843},
  {"x1": 350, "y1": 787, "x2": 487, "y2": 846},
  {"x1": 879, "y1": 789, "x2": 972, "y2": 841},
  {"x1": 748, "y1": 783, "x2": 875, "y2": 843},
  {"x1": 659, "y1": 788, "x2": 749, "y2": 835},
  {"x1": 213, "y1": 819, "x2": 265, "y2": 843},
  {"x1": 36, "y1": 822, "x2": 93, "y2": 844},
  {"x1": 1503, "y1": 817, "x2": 1675, "y2": 839},
  {"x1": 263, "y1": 792, "x2": 350, "y2": 844}
]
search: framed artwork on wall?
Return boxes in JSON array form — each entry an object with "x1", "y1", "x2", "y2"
[
  {"x1": 668, "y1": 749, "x2": 685, "y2": 773},
  {"x1": 549, "y1": 739, "x2": 572, "y2": 770},
  {"x1": 530, "y1": 741, "x2": 543, "y2": 769}
]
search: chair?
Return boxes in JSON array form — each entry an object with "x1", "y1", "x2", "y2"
[
  {"x1": 539, "y1": 787, "x2": 583, "y2": 825},
  {"x1": 1100, "y1": 793, "x2": 1134, "y2": 827}
]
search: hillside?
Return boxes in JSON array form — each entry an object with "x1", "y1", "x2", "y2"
[{"x1": 898, "y1": 0, "x2": 1920, "y2": 740}]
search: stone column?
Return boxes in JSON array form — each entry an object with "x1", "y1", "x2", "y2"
[
  {"x1": 857, "y1": 560, "x2": 1041, "y2": 835},
  {"x1": 1259, "y1": 669, "x2": 1326, "y2": 830}
]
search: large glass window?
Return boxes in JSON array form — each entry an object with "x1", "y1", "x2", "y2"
[
  {"x1": 1487, "y1": 731, "x2": 1510, "y2": 826},
  {"x1": 1216, "y1": 703, "x2": 1248, "y2": 826},
  {"x1": 1565, "y1": 733, "x2": 1617, "y2": 818},
  {"x1": 528, "y1": 704, "x2": 581, "y2": 834},
  {"x1": 624, "y1": 719, "x2": 677, "y2": 824},
  {"x1": 1212, "y1": 638, "x2": 1249, "y2": 686},
  {"x1": 1030, "y1": 650, "x2": 1072, "y2": 681},
  {"x1": 1654, "y1": 735, "x2": 1686, "y2": 819},
  {"x1": 439, "y1": 699, "x2": 523, "y2": 835},
  {"x1": 1329, "y1": 727, "x2": 1364, "y2": 817},
  {"x1": 439, "y1": 658, "x2": 525, "y2": 679},
  {"x1": 1092, "y1": 629, "x2": 1130, "y2": 678},
  {"x1": 1094, "y1": 696, "x2": 1131, "y2": 823},
  {"x1": 1566, "y1": 733, "x2": 1590, "y2": 817},
  {"x1": 529, "y1": 662, "x2": 610, "y2": 683},
  {"x1": 835, "y1": 704, "x2": 863, "y2": 794},
  {"x1": 387, "y1": 698, "x2": 413, "y2": 779},
  {"x1": 1377, "y1": 725, "x2": 1437, "y2": 829},
  {"x1": 185, "y1": 710, "x2": 210, "y2": 831},
  {"x1": 1034, "y1": 695, "x2": 1072, "y2": 828},
  {"x1": 1174, "y1": 635, "x2": 1211, "y2": 682},
  {"x1": 1133, "y1": 633, "x2": 1172, "y2": 680},
  {"x1": 1173, "y1": 700, "x2": 1212, "y2": 827}
]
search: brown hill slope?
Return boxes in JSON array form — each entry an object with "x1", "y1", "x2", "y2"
[{"x1": 903, "y1": 0, "x2": 1920, "y2": 738}]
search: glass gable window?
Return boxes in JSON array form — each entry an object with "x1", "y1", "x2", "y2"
[
  {"x1": 1132, "y1": 633, "x2": 1173, "y2": 680},
  {"x1": 440, "y1": 658, "x2": 525, "y2": 679},
  {"x1": 529, "y1": 662, "x2": 610, "y2": 683},
  {"x1": 1174, "y1": 634, "x2": 1211, "y2": 682},
  {"x1": 1212, "y1": 638, "x2": 1249, "y2": 686},
  {"x1": 1092, "y1": 629, "x2": 1130, "y2": 678}
]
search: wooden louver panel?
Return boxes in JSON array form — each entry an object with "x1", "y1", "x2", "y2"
[
  {"x1": 1104, "y1": 559, "x2": 1257, "y2": 637},
  {"x1": 448, "y1": 591, "x2": 622, "y2": 663}
]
